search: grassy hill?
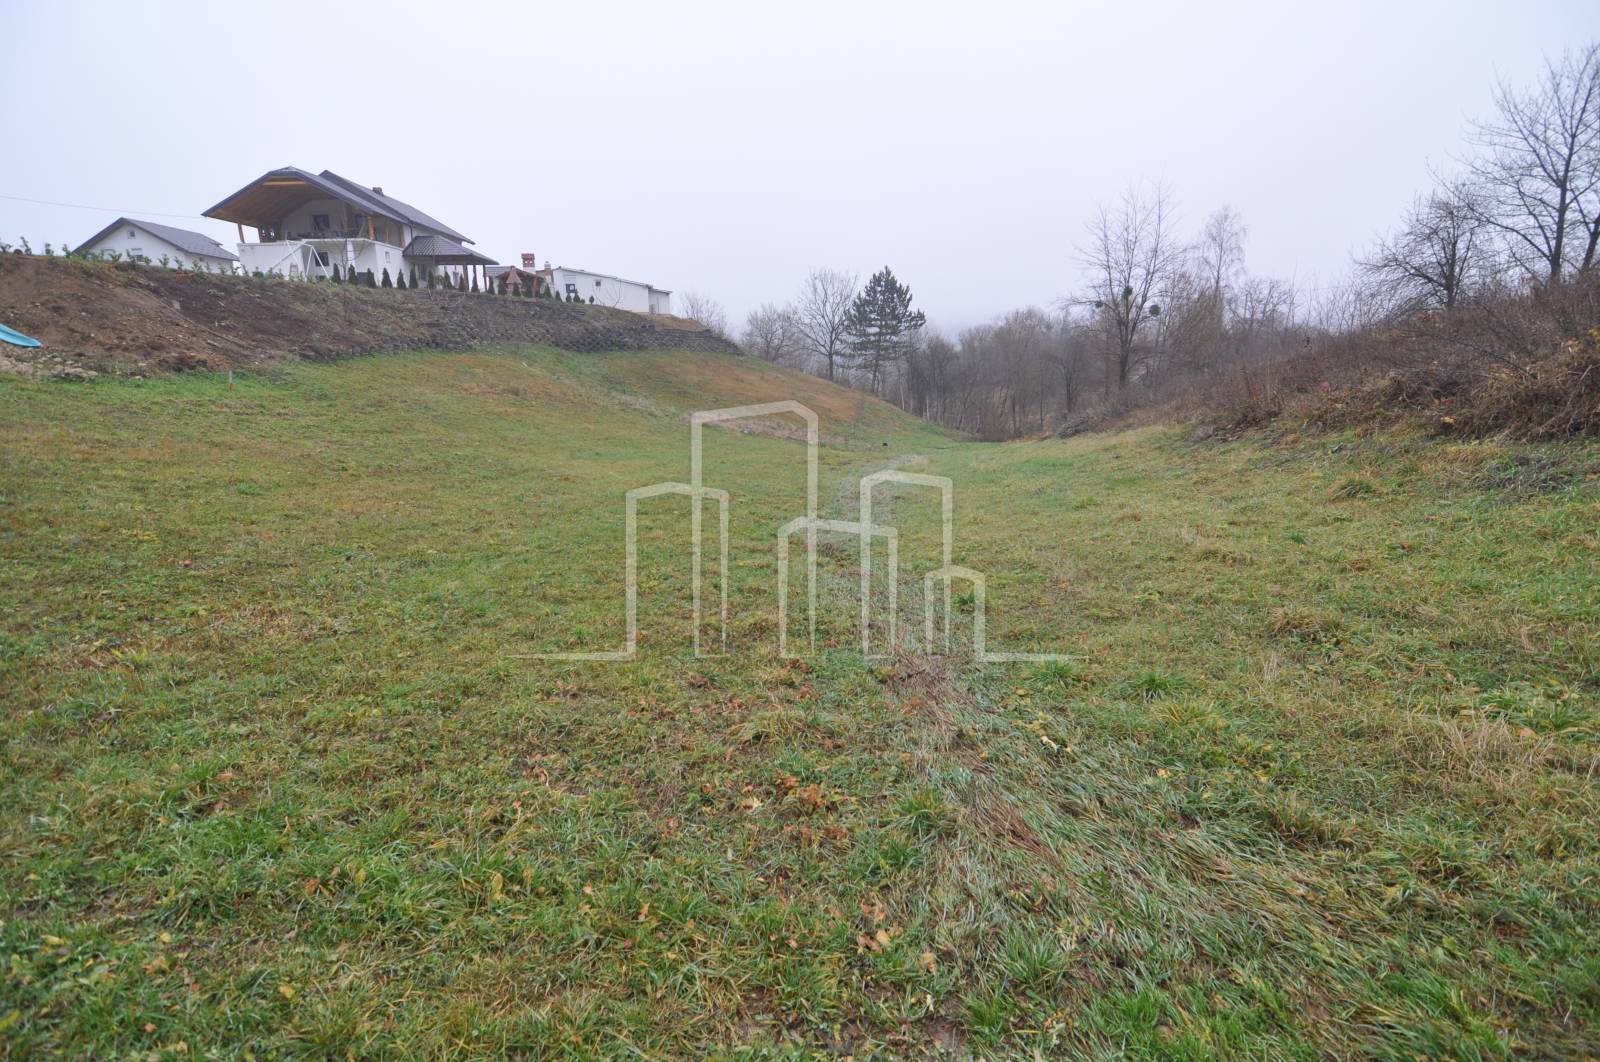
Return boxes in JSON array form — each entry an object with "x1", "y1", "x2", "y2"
[{"x1": 2, "y1": 347, "x2": 1597, "y2": 1057}]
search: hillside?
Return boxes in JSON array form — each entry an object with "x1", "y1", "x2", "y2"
[
  {"x1": 2, "y1": 347, "x2": 1597, "y2": 1057},
  {"x1": 0, "y1": 255, "x2": 739, "y2": 376}
]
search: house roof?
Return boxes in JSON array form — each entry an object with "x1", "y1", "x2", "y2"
[
  {"x1": 548, "y1": 265, "x2": 670, "y2": 293},
  {"x1": 74, "y1": 217, "x2": 238, "y2": 261},
  {"x1": 319, "y1": 172, "x2": 471, "y2": 244},
  {"x1": 203, "y1": 167, "x2": 472, "y2": 244},
  {"x1": 205, "y1": 167, "x2": 370, "y2": 228},
  {"x1": 402, "y1": 234, "x2": 496, "y2": 265}
]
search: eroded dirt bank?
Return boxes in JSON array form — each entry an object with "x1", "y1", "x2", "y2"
[{"x1": 0, "y1": 255, "x2": 740, "y2": 376}]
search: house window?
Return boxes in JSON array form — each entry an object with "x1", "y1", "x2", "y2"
[
  {"x1": 565, "y1": 283, "x2": 578, "y2": 296},
  {"x1": 313, "y1": 250, "x2": 330, "y2": 267},
  {"x1": 127, "y1": 229, "x2": 136, "y2": 238},
  {"x1": 311, "y1": 214, "x2": 331, "y2": 233},
  {"x1": 594, "y1": 279, "x2": 602, "y2": 288}
]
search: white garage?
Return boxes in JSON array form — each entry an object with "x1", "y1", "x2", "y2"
[{"x1": 545, "y1": 265, "x2": 671, "y2": 314}]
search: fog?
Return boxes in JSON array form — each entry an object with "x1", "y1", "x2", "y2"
[{"x1": 2, "y1": 0, "x2": 1592, "y2": 329}]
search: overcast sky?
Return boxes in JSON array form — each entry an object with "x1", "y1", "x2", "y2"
[{"x1": 1, "y1": 1, "x2": 1593, "y2": 331}]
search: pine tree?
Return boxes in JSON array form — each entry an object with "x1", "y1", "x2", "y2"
[
  {"x1": 331, "y1": 263, "x2": 342, "y2": 283},
  {"x1": 409, "y1": 265, "x2": 419, "y2": 288},
  {"x1": 497, "y1": 275, "x2": 508, "y2": 296},
  {"x1": 364, "y1": 269, "x2": 376, "y2": 288},
  {"x1": 471, "y1": 273, "x2": 480, "y2": 293},
  {"x1": 396, "y1": 270, "x2": 407, "y2": 290},
  {"x1": 381, "y1": 268, "x2": 392, "y2": 288},
  {"x1": 843, "y1": 266, "x2": 926, "y2": 392},
  {"x1": 427, "y1": 270, "x2": 436, "y2": 290},
  {"x1": 458, "y1": 272, "x2": 468, "y2": 292}
]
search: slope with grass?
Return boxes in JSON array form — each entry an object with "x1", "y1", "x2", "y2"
[{"x1": 2, "y1": 347, "x2": 1597, "y2": 1057}]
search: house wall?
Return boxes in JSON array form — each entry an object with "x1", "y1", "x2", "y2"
[
  {"x1": 367, "y1": 241, "x2": 406, "y2": 280},
  {"x1": 550, "y1": 268, "x2": 656, "y2": 312},
  {"x1": 276, "y1": 198, "x2": 413, "y2": 247},
  {"x1": 237, "y1": 238, "x2": 407, "y2": 281},
  {"x1": 238, "y1": 242, "x2": 317, "y2": 279},
  {"x1": 238, "y1": 195, "x2": 422, "y2": 281},
  {"x1": 82, "y1": 225, "x2": 233, "y2": 272},
  {"x1": 277, "y1": 198, "x2": 352, "y2": 238},
  {"x1": 648, "y1": 289, "x2": 672, "y2": 314}
]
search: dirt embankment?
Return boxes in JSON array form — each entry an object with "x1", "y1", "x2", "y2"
[{"x1": 0, "y1": 255, "x2": 741, "y2": 376}]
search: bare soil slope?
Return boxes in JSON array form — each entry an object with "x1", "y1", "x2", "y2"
[{"x1": 0, "y1": 255, "x2": 739, "y2": 375}]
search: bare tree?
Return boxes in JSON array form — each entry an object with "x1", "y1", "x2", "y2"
[
  {"x1": 1076, "y1": 183, "x2": 1185, "y2": 391},
  {"x1": 791, "y1": 267, "x2": 858, "y2": 381},
  {"x1": 900, "y1": 330, "x2": 957, "y2": 419},
  {"x1": 680, "y1": 291, "x2": 729, "y2": 338},
  {"x1": 1232, "y1": 276, "x2": 1298, "y2": 361},
  {"x1": 990, "y1": 308, "x2": 1056, "y2": 434},
  {"x1": 1467, "y1": 42, "x2": 1600, "y2": 282},
  {"x1": 741, "y1": 303, "x2": 802, "y2": 364},
  {"x1": 1155, "y1": 207, "x2": 1246, "y2": 380},
  {"x1": 1196, "y1": 205, "x2": 1247, "y2": 300},
  {"x1": 1046, "y1": 310, "x2": 1095, "y2": 414},
  {"x1": 1361, "y1": 178, "x2": 1492, "y2": 311}
]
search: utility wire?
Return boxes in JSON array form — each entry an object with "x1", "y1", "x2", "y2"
[{"x1": 0, "y1": 192, "x2": 211, "y2": 221}]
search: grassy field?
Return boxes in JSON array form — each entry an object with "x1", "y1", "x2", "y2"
[{"x1": 2, "y1": 347, "x2": 1597, "y2": 1058}]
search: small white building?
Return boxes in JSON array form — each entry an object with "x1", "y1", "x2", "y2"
[
  {"x1": 544, "y1": 265, "x2": 672, "y2": 314},
  {"x1": 74, "y1": 217, "x2": 239, "y2": 272}
]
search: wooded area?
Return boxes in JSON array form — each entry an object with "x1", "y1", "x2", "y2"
[{"x1": 726, "y1": 43, "x2": 1600, "y2": 439}]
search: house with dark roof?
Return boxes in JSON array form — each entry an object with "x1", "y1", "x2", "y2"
[
  {"x1": 74, "y1": 218, "x2": 239, "y2": 272},
  {"x1": 202, "y1": 167, "x2": 495, "y2": 285}
]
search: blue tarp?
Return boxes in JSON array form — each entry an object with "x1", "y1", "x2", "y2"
[{"x1": 0, "y1": 323, "x2": 41, "y2": 348}]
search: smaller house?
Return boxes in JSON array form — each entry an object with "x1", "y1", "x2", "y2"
[
  {"x1": 485, "y1": 253, "x2": 549, "y2": 296},
  {"x1": 543, "y1": 263, "x2": 672, "y2": 314},
  {"x1": 74, "y1": 218, "x2": 239, "y2": 272}
]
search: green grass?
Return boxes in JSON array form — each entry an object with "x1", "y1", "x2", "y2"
[{"x1": 2, "y1": 347, "x2": 1597, "y2": 1057}]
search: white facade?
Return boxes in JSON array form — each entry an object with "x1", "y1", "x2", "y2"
[
  {"x1": 80, "y1": 222, "x2": 235, "y2": 273},
  {"x1": 548, "y1": 267, "x2": 671, "y2": 314},
  {"x1": 237, "y1": 194, "x2": 416, "y2": 281},
  {"x1": 238, "y1": 238, "x2": 408, "y2": 282}
]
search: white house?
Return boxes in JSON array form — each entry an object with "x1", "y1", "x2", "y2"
[
  {"x1": 543, "y1": 264, "x2": 672, "y2": 314},
  {"x1": 201, "y1": 167, "x2": 495, "y2": 285},
  {"x1": 74, "y1": 218, "x2": 239, "y2": 272}
]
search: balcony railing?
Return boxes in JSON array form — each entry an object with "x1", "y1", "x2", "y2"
[{"x1": 283, "y1": 228, "x2": 377, "y2": 241}]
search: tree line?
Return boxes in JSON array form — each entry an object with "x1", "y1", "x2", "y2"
[{"x1": 713, "y1": 42, "x2": 1598, "y2": 439}]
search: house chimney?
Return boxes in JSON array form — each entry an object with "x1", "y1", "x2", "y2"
[
  {"x1": 521, "y1": 252, "x2": 536, "y2": 269},
  {"x1": 371, "y1": 186, "x2": 384, "y2": 196}
]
